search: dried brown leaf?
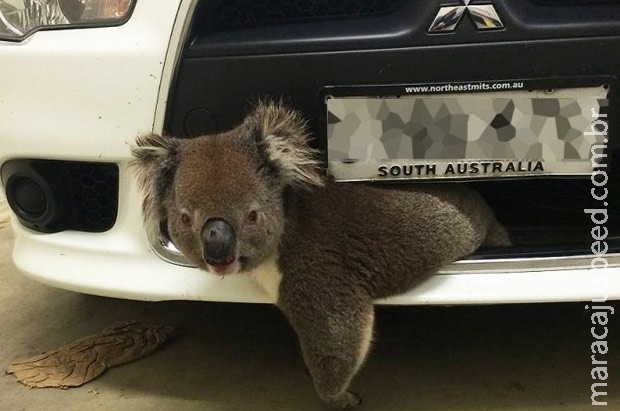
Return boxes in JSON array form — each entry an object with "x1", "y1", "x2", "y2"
[{"x1": 7, "y1": 321, "x2": 176, "y2": 389}]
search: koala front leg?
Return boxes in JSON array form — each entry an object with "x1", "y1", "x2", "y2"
[{"x1": 279, "y1": 276, "x2": 374, "y2": 409}]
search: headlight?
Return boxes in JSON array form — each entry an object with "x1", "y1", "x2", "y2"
[{"x1": 0, "y1": 0, "x2": 135, "y2": 41}]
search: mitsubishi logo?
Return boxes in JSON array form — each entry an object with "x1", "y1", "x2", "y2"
[{"x1": 428, "y1": 0, "x2": 504, "y2": 33}]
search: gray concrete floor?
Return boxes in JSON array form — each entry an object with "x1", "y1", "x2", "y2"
[{"x1": 0, "y1": 198, "x2": 617, "y2": 410}]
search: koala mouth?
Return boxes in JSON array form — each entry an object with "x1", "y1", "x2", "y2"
[
  {"x1": 204, "y1": 256, "x2": 241, "y2": 276},
  {"x1": 205, "y1": 256, "x2": 235, "y2": 266}
]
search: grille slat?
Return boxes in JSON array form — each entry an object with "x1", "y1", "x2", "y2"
[
  {"x1": 201, "y1": 0, "x2": 404, "y2": 33},
  {"x1": 531, "y1": 0, "x2": 619, "y2": 4}
]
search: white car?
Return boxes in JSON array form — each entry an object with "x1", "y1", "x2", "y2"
[{"x1": 1, "y1": 0, "x2": 618, "y2": 304}]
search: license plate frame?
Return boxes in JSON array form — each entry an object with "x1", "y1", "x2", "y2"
[{"x1": 324, "y1": 78, "x2": 612, "y2": 182}]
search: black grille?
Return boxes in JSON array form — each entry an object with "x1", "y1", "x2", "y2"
[
  {"x1": 65, "y1": 162, "x2": 118, "y2": 231},
  {"x1": 473, "y1": 149, "x2": 620, "y2": 248},
  {"x1": 531, "y1": 0, "x2": 619, "y2": 5},
  {"x1": 199, "y1": 0, "x2": 404, "y2": 32}
]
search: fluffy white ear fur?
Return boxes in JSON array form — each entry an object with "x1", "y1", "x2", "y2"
[
  {"x1": 248, "y1": 101, "x2": 324, "y2": 189},
  {"x1": 130, "y1": 134, "x2": 178, "y2": 223}
]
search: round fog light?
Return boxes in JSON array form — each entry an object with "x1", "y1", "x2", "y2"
[{"x1": 6, "y1": 175, "x2": 49, "y2": 221}]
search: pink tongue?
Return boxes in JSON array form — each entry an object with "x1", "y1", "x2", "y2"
[{"x1": 211, "y1": 264, "x2": 232, "y2": 274}]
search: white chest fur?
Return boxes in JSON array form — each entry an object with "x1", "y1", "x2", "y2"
[{"x1": 247, "y1": 257, "x2": 282, "y2": 303}]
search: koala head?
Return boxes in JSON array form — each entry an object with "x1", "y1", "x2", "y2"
[{"x1": 131, "y1": 101, "x2": 323, "y2": 275}]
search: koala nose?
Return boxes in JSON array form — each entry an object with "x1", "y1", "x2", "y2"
[{"x1": 201, "y1": 218, "x2": 236, "y2": 266}]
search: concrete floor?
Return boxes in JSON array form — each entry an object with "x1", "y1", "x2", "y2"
[{"x1": 0, "y1": 199, "x2": 617, "y2": 410}]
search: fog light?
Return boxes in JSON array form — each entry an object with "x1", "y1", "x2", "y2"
[
  {"x1": 6, "y1": 174, "x2": 52, "y2": 223},
  {"x1": 7, "y1": 176, "x2": 48, "y2": 220}
]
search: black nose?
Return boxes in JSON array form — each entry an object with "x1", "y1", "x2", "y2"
[{"x1": 201, "y1": 218, "x2": 236, "y2": 266}]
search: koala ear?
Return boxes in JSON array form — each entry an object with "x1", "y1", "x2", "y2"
[
  {"x1": 130, "y1": 134, "x2": 180, "y2": 222},
  {"x1": 246, "y1": 100, "x2": 324, "y2": 189}
]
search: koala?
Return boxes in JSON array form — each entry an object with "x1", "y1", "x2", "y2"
[{"x1": 131, "y1": 101, "x2": 510, "y2": 408}]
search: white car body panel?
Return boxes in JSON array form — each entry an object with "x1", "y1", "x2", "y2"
[
  {"x1": 11, "y1": 221, "x2": 620, "y2": 304},
  {"x1": 1, "y1": 0, "x2": 619, "y2": 304}
]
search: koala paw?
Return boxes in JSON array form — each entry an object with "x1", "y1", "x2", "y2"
[{"x1": 324, "y1": 390, "x2": 362, "y2": 409}]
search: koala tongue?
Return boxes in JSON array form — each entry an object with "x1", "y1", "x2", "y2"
[{"x1": 207, "y1": 260, "x2": 240, "y2": 276}]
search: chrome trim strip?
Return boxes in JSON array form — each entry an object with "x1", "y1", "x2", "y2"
[
  {"x1": 442, "y1": 254, "x2": 620, "y2": 274},
  {"x1": 147, "y1": 216, "x2": 620, "y2": 274},
  {"x1": 146, "y1": 221, "x2": 194, "y2": 267},
  {"x1": 147, "y1": 0, "x2": 198, "y2": 266},
  {"x1": 153, "y1": 0, "x2": 199, "y2": 135}
]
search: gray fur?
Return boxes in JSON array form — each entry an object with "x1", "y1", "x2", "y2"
[
  {"x1": 129, "y1": 133, "x2": 180, "y2": 224},
  {"x1": 132, "y1": 101, "x2": 510, "y2": 408}
]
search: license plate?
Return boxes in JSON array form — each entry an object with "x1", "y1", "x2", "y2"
[{"x1": 326, "y1": 82, "x2": 610, "y2": 181}]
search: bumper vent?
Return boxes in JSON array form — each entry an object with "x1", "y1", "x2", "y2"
[
  {"x1": 65, "y1": 162, "x2": 119, "y2": 232},
  {"x1": 199, "y1": 0, "x2": 403, "y2": 32},
  {"x1": 1, "y1": 160, "x2": 119, "y2": 233}
]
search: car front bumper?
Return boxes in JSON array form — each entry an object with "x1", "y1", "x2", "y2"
[{"x1": 2, "y1": 0, "x2": 619, "y2": 304}]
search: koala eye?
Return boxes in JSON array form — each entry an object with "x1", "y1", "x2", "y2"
[
  {"x1": 181, "y1": 210, "x2": 192, "y2": 227},
  {"x1": 246, "y1": 210, "x2": 259, "y2": 224}
]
